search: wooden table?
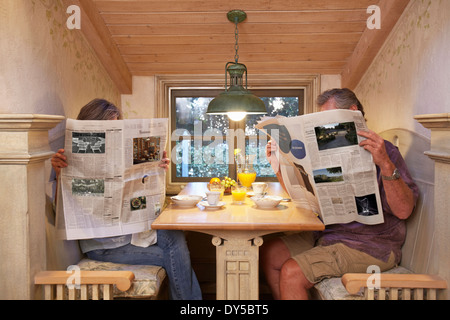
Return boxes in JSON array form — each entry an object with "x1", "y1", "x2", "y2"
[{"x1": 151, "y1": 182, "x2": 324, "y2": 300}]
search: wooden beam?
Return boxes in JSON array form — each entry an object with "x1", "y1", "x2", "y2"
[
  {"x1": 64, "y1": 0, "x2": 132, "y2": 94},
  {"x1": 341, "y1": 0, "x2": 411, "y2": 89}
]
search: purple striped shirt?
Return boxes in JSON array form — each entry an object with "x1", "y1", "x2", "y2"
[{"x1": 315, "y1": 141, "x2": 420, "y2": 263}]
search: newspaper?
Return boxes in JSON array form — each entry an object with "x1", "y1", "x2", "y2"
[
  {"x1": 256, "y1": 109, "x2": 384, "y2": 226},
  {"x1": 56, "y1": 118, "x2": 168, "y2": 243}
]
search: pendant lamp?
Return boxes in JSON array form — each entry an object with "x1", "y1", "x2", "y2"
[{"x1": 206, "y1": 10, "x2": 267, "y2": 121}]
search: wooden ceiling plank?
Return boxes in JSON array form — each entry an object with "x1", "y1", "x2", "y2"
[
  {"x1": 65, "y1": 0, "x2": 132, "y2": 93},
  {"x1": 117, "y1": 43, "x2": 357, "y2": 55},
  {"x1": 132, "y1": 69, "x2": 343, "y2": 76},
  {"x1": 112, "y1": 33, "x2": 362, "y2": 46},
  {"x1": 127, "y1": 61, "x2": 346, "y2": 73},
  {"x1": 122, "y1": 52, "x2": 350, "y2": 64},
  {"x1": 107, "y1": 22, "x2": 366, "y2": 36},
  {"x1": 93, "y1": 0, "x2": 378, "y2": 12},
  {"x1": 341, "y1": 0, "x2": 411, "y2": 89},
  {"x1": 100, "y1": 10, "x2": 368, "y2": 25}
]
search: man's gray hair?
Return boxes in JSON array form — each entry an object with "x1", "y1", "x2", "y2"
[{"x1": 317, "y1": 88, "x2": 365, "y2": 117}]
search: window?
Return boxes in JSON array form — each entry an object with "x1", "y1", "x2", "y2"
[{"x1": 170, "y1": 89, "x2": 304, "y2": 182}]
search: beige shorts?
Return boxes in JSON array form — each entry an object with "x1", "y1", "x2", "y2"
[{"x1": 281, "y1": 232, "x2": 396, "y2": 284}]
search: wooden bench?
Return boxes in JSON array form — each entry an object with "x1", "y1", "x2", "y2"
[
  {"x1": 311, "y1": 128, "x2": 447, "y2": 300},
  {"x1": 35, "y1": 259, "x2": 168, "y2": 300},
  {"x1": 35, "y1": 270, "x2": 135, "y2": 300},
  {"x1": 36, "y1": 193, "x2": 172, "y2": 300}
]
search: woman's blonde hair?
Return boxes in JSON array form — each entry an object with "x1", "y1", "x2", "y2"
[{"x1": 77, "y1": 99, "x2": 121, "y2": 120}]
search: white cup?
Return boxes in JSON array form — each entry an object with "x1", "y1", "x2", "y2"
[
  {"x1": 206, "y1": 191, "x2": 221, "y2": 205},
  {"x1": 252, "y1": 182, "x2": 268, "y2": 196}
]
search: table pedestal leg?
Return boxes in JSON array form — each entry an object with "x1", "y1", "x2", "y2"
[{"x1": 212, "y1": 235, "x2": 264, "y2": 300}]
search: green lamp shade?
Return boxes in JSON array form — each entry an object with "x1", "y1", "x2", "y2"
[{"x1": 207, "y1": 86, "x2": 267, "y2": 115}]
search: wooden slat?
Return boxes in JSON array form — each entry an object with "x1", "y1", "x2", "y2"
[
  {"x1": 133, "y1": 69, "x2": 343, "y2": 76},
  {"x1": 127, "y1": 61, "x2": 345, "y2": 75},
  {"x1": 342, "y1": 273, "x2": 447, "y2": 295},
  {"x1": 108, "y1": 22, "x2": 366, "y2": 36},
  {"x1": 35, "y1": 270, "x2": 135, "y2": 292},
  {"x1": 122, "y1": 52, "x2": 351, "y2": 64},
  {"x1": 94, "y1": 0, "x2": 379, "y2": 12},
  {"x1": 112, "y1": 33, "x2": 362, "y2": 46},
  {"x1": 101, "y1": 11, "x2": 368, "y2": 25},
  {"x1": 118, "y1": 43, "x2": 356, "y2": 55}
]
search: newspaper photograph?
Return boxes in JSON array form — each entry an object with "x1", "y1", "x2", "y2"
[
  {"x1": 256, "y1": 109, "x2": 384, "y2": 226},
  {"x1": 56, "y1": 118, "x2": 168, "y2": 241}
]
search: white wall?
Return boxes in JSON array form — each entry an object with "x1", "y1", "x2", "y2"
[
  {"x1": 0, "y1": 0, "x2": 121, "y2": 271},
  {"x1": 355, "y1": 0, "x2": 450, "y2": 137},
  {"x1": 0, "y1": 0, "x2": 121, "y2": 140}
]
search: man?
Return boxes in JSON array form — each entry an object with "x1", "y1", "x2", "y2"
[{"x1": 260, "y1": 88, "x2": 419, "y2": 300}]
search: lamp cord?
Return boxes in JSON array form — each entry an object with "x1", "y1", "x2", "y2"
[{"x1": 234, "y1": 17, "x2": 239, "y2": 63}]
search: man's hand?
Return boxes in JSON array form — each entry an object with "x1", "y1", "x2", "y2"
[{"x1": 358, "y1": 130, "x2": 395, "y2": 175}]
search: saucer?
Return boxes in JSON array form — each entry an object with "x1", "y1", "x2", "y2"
[
  {"x1": 246, "y1": 191, "x2": 267, "y2": 197},
  {"x1": 199, "y1": 201, "x2": 225, "y2": 210}
]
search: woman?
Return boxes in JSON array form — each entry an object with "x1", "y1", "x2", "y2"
[{"x1": 51, "y1": 98, "x2": 202, "y2": 300}]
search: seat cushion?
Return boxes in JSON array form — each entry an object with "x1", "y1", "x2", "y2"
[
  {"x1": 77, "y1": 258, "x2": 167, "y2": 299},
  {"x1": 312, "y1": 266, "x2": 413, "y2": 300}
]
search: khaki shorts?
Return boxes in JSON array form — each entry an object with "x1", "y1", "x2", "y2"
[{"x1": 281, "y1": 232, "x2": 396, "y2": 284}]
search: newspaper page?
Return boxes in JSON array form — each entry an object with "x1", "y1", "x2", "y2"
[
  {"x1": 256, "y1": 109, "x2": 384, "y2": 226},
  {"x1": 56, "y1": 118, "x2": 168, "y2": 240}
]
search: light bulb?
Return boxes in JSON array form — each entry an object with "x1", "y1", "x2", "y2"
[{"x1": 227, "y1": 112, "x2": 246, "y2": 121}]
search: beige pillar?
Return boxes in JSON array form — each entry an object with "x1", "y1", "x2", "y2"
[
  {"x1": 415, "y1": 113, "x2": 450, "y2": 300},
  {"x1": 0, "y1": 114, "x2": 65, "y2": 299}
]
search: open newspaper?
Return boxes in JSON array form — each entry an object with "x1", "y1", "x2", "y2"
[
  {"x1": 56, "y1": 118, "x2": 168, "y2": 243},
  {"x1": 256, "y1": 109, "x2": 384, "y2": 226}
]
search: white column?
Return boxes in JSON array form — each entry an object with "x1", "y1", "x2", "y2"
[
  {"x1": 415, "y1": 113, "x2": 450, "y2": 300},
  {"x1": 0, "y1": 114, "x2": 65, "y2": 299}
]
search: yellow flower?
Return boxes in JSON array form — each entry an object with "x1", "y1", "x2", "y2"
[{"x1": 234, "y1": 148, "x2": 241, "y2": 155}]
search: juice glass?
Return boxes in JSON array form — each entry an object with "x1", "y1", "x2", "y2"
[{"x1": 231, "y1": 185, "x2": 247, "y2": 204}]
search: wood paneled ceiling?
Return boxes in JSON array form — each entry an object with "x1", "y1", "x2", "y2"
[{"x1": 70, "y1": 0, "x2": 411, "y2": 93}]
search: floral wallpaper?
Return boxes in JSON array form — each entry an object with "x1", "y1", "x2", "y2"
[
  {"x1": 355, "y1": 0, "x2": 449, "y2": 136},
  {"x1": 31, "y1": 0, "x2": 120, "y2": 102}
]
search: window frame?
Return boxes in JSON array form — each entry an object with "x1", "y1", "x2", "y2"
[
  {"x1": 170, "y1": 88, "x2": 305, "y2": 183},
  {"x1": 156, "y1": 74, "x2": 320, "y2": 194}
]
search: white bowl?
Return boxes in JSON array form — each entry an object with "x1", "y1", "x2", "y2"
[
  {"x1": 171, "y1": 195, "x2": 203, "y2": 207},
  {"x1": 251, "y1": 195, "x2": 283, "y2": 209}
]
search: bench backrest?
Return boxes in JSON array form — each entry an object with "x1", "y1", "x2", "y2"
[{"x1": 379, "y1": 129, "x2": 436, "y2": 274}]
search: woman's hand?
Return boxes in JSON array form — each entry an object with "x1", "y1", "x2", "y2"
[
  {"x1": 266, "y1": 140, "x2": 281, "y2": 174},
  {"x1": 159, "y1": 150, "x2": 170, "y2": 171},
  {"x1": 51, "y1": 148, "x2": 68, "y2": 177}
]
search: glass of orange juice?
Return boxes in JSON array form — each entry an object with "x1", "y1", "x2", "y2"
[{"x1": 231, "y1": 185, "x2": 247, "y2": 204}]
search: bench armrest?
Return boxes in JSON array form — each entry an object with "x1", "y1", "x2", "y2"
[
  {"x1": 35, "y1": 270, "x2": 135, "y2": 292},
  {"x1": 342, "y1": 273, "x2": 447, "y2": 295}
]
